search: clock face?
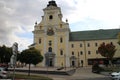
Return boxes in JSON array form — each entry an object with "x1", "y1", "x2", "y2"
[{"x1": 47, "y1": 28, "x2": 54, "y2": 36}]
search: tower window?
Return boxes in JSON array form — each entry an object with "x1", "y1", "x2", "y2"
[
  {"x1": 60, "y1": 37, "x2": 63, "y2": 43},
  {"x1": 49, "y1": 15, "x2": 53, "y2": 20},
  {"x1": 39, "y1": 38, "x2": 41, "y2": 44},
  {"x1": 48, "y1": 47, "x2": 52, "y2": 52},
  {"x1": 60, "y1": 50, "x2": 63, "y2": 55}
]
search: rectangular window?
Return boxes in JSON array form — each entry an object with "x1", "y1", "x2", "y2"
[
  {"x1": 71, "y1": 44, "x2": 74, "y2": 48},
  {"x1": 60, "y1": 37, "x2": 63, "y2": 43},
  {"x1": 96, "y1": 50, "x2": 98, "y2": 54},
  {"x1": 80, "y1": 51, "x2": 83, "y2": 55},
  {"x1": 80, "y1": 43, "x2": 82, "y2": 47},
  {"x1": 110, "y1": 42, "x2": 113, "y2": 45},
  {"x1": 60, "y1": 50, "x2": 63, "y2": 55},
  {"x1": 88, "y1": 51, "x2": 91, "y2": 55},
  {"x1": 87, "y1": 43, "x2": 90, "y2": 47},
  {"x1": 39, "y1": 38, "x2": 41, "y2": 44},
  {"x1": 72, "y1": 51, "x2": 74, "y2": 55},
  {"x1": 95, "y1": 43, "x2": 98, "y2": 47}
]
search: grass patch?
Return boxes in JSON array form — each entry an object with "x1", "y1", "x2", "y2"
[{"x1": 9, "y1": 73, "x2": 53, "y2": 80}]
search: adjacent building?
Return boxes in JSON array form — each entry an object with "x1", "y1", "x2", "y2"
[{"x1": 30, "y1": 0, "x2": 120, "y2": 67}]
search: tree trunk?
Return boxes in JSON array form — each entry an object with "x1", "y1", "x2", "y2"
[{"x1": 28, "y1": 64, "x2": 31, "y2": 76}]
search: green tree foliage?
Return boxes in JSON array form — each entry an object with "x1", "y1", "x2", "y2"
[
  {"x1": 19, "y1": 48, "x2": 43, "y2": 65},
  {"x1": 98, "y1": 42, "x2": 116, "y2": 65},
  {"x1": 19, "y1": 48, "x2": 43, "y2": 76},
  {"x1": 0, "y1": 45, "x2": 12, "y2": 63},
  {"x1": 117, "y1": 32, "x2": 120, "y2": 45}
]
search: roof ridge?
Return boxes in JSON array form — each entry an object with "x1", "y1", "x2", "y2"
[
  {"x1": 70, "y1": 28, "x2": 120, "y2": 41},
  {"x1": 71, "y1": 28, "x2": 120, "y2": 33}
]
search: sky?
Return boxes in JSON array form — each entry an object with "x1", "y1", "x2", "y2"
[{"x1": 0, "y1": 0, "x2": 120, "y2": 51}]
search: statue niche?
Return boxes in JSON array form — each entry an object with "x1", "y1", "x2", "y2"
[{"x1": 47, "y1": 28, "x2": 54, "y2": 36}]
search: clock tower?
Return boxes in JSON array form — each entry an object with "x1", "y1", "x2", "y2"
[{"x1": 33, "y1": 0, "x2": 70, "y2": 67}]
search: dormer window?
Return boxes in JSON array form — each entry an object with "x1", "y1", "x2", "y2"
[{"x1": 49, "y1": 15, "x2": 53, "y2": 20}]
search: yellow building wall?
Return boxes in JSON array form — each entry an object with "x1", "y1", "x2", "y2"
[
  {"x1": 32, "y1": 1, "x2": 120, "y2": 67},
  {"x1": 69, "y1": 39, "x2": 120, "y2": 67}
]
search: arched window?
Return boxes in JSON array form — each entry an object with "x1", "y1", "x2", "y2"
[
  {"x1": 48, "y1": 47, "x2": 52, "y2": 52},
  {"x1": 60, "y1": 37, "x2": 63, "y2": 43},
  {"x1": 60, "y1": 50, "x2": 63, "y2": 55},
  {"x1": 49, "y1": 15, "x2": 53, "y2": 20}
]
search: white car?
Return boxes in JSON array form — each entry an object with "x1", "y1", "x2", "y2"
[
  {"x1": 0, "y1": 67, "x2": 8, "y2": 78},
  {"x1": 111, "y1": 72, "x2": 120, "y2": 80}
]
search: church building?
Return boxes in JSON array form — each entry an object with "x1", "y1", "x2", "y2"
[{"x1": 30, "y1": 0, "x2": 120, "y2": 67}]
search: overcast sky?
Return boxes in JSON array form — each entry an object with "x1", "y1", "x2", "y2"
[{"x1": 0, "y1": 0, "x2": 120, "y2": 51}]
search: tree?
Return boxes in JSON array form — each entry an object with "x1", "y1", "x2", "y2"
[
  {"x1": 117, "y1": 32, "x2": 120, "y2": 45},
  {"x1": 98, "y1": 42, "x2": 116, "y2": 66},
  {"x1": 19, "y1": 48, "x2": 43, "y2": 76},
  {"x1": 0, "y1": 45, "x2": 12, "y2": 64}
]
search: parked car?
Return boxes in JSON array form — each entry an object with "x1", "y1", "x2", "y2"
[
  {"x1": 92, "y1": 63, "x2": 104, "y2": 73},
  {"x1": 0, "y1": 67, "x2": 8, "y2": 78},
  {"x1": 111, "y1": 72, "x2": 120, "y2": 80}
]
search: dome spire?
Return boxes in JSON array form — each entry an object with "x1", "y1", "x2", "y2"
[{"x1": 47, "y1": 0, "x2": 57, "y2": 7}]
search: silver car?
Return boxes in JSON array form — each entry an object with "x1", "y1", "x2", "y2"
[
  {"x1": 111, "y1": 72, "x2": 120, "y2": 80},
  {"x1": 0, "y1": 67, "x2": 8, "y2": 78}
]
